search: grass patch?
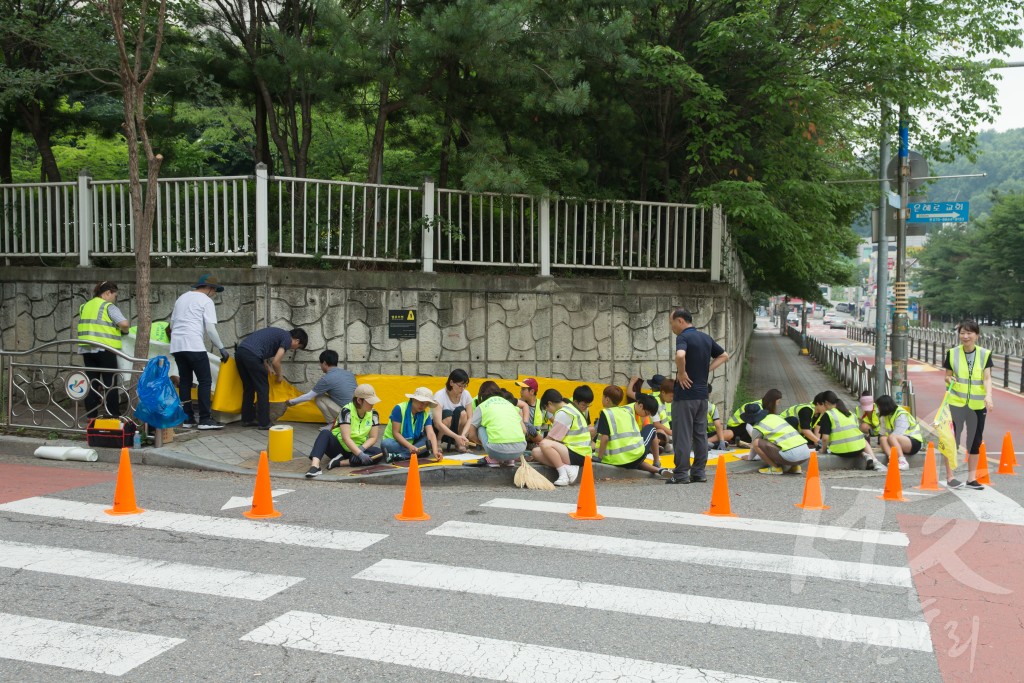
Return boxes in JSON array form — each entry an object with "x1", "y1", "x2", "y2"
[{"x1": 731, "y1": 355, "x2": 758, "y2": 410}]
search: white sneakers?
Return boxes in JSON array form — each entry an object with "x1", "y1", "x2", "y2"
[
  {"x1": 555, "y1": 465, "x2": 581, "y2": 487},
  {"x1": 897, "y1": 457, "x2": 909, "y2": 471}
]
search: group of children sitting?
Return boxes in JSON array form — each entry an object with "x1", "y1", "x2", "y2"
[
  {"x1": 728, "y1": 388, "x2": 921, "y2": 475},
  {"x1": 303, "y1": 370, "x2": 731, "y2": 485}
]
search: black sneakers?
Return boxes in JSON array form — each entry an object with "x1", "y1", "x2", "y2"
[
  {"x1": 197, "y1": 420, "x2": 224, "y2": 430},
  {"x1": 326, "y1": 454, "x2": 345, "y2": 470},
  {"x1": 946, "y1": 478, "x2": 965, "y2": 489},
  {"x1": 965, "y1": 480, "x2": 985, "y2": 490},
  {"x1": 305, "y1": 466, "x2": 321, "y2": 479}
]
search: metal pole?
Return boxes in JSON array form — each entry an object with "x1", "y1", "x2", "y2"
[
  {"x1": 891, "y1": 108, "x2": 910, "y2": 406},
  {"x1": 874, "y1": 102, "x2": 890, "y2": 393}
]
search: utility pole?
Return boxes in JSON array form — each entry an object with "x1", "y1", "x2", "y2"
[
  {"x1": 891, "y1": 108, "x2": 911, "y2": 405},
  {"x1": 874, "y1": 103, "x2": 890, "y2": 394}
]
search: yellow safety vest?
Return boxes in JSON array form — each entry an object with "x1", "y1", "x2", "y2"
[
  {"x1": 857, "y1": 407, "x2": 879, "y2": 434},
  {"x1": 479, "y1": 397, "x2": 526, "y2": 444},
  {"x1": 705, "y1": 404, "x2": 718, "y2": 435},
  {"x1": 601, "y1": 405, "x2": 644, "y2": 466},
  {"x1": 947, "y1": 346, "x2": 990, "y2": 410},
  {"x1": 383, "y1": 401, "x2": 428, "y2": 441},
  {"x1": 656, "y1": 398, "x2": 672, "y2": 427},
  {"x1": 559, "y1": 404, "x2": 592, "y2": 455},
  {"x1": 333, "y1": 402, "x2": 375, "y2": 447},
  {"x1": 78, "y1": 297, "x2": 122, "y2": 350},
  {"x1": 825, "y1": 408, "x2": 868, "y2": 454},
  {"x1": 754, "y1": 413, "x2": 806, "y2": 451},
  {"x1": 128, "y1": 321, "x2": 170, "y2": 343},
  {"x1": 883, "y1": 406, "x2": 922, "y2": 442},
  {"x1": 728, "y1": 400, "x2": 761, "y2": 428}
]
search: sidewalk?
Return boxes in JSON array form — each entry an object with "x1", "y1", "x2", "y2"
[{"x1": 0, "y1": 317, "x2": 897, "y2": 480}]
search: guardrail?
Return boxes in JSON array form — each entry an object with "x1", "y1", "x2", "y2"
[
  {"x1": 1, "y1": 340, "x2": 145, "y2": 434},
  {"x1": 848, "y1": 323, "x2": 1023, "y2": 393},
  {"x1": 0, "y1": 167, "x2": 746, "y2": 289}
]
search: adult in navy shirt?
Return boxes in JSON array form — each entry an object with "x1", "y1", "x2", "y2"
[
  {"x1": 237, "y1": 326, "x2": 308, "y2": 429},
  {"x1": 668, "y1": 308, "x2": 729, "y2": 484}
]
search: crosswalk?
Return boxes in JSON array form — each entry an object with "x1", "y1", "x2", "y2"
[{"x1": 0, "y1": 491, "x2": 936, "y2": 680}]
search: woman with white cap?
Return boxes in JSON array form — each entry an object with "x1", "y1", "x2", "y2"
[
  {"x1": 381, "y1": 387, "x2": 442, "y2": 462},
  {"x1": 305, "y1": 384, "x2": 385, "y2": 478}
]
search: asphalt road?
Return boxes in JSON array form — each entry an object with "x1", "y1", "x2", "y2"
[{"x1": 2, "y1": 450, "x2": 1023, "y2": 682}]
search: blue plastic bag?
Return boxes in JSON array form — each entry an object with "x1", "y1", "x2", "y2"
[{"x1": 135, "y1": 356, "x2": 186, "y2": 428}]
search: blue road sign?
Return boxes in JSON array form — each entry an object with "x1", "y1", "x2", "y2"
[{"x1": 908, "y1": 201, "x2": 969, "y2": 223}]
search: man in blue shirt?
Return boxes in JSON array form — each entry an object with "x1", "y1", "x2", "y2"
[
  {"x1": 668, "y1": 309, "x2": 729, "y2": 484},
  {"x1": 236, "y1": 327, "x2": 308, "y2": 429}
]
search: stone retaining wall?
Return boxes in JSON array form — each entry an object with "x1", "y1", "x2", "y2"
[{"x1": 0, "y1": 267, "x2": 752, "y2": 413}]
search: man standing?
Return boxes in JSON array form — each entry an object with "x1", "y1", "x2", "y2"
[
  {"x1": 280, "y1": 349, "x2": 356, "y2": 424},
  {"x1": 170, "y1": 274, "x2": 228, "y2": 430},
  {"x1": 236, "y1": 327, "x2": 308, "y2": 429},
  {"x1": 667, "y1": 308, "x2": 729, "y2": 484}
]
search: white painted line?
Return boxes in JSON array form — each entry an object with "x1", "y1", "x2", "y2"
[
  {"x1": 428, "y1": 520, "x2": 912, "y2": 587},
  {"x1": 0, "y1": 540, "x2": 303, "y2": 601},
  {"x1": 950, "y1": 486, "x2": 1024, "y2": 526},
  {"x1": 222, "y1": 489, "x2": 293, "y2": 511},
  {"x1": 0, "y1": 612, "x2": 183, "y2": 676},
  {"x1": 355, "y1": 559, "x2": 932, "y2": 652},
  {"x1": 0, "y1": 497, "x2": 386, "y2": 551},
  {"x1": 831, "y1": 486, "x2": 936, "y2": 498},
  {"x1": 242, "y1": 610, "x2": 797, "y2": 683},
  {"x1": 481, "y1": 498, "x2": 909, "y2": 547}
]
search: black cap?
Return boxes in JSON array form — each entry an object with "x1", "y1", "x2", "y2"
[{"x1": 646, "y1": 374, "x2": 667, "y2": 390}]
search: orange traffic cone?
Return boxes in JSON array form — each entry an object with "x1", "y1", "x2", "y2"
[
  {"x1": 877, "y1": 446, "x2": 907, "y2": 501},
  {"x1": 244, "y1": 451, "x2": 282, "y2": 519},
  {"x1": 569, "y1": 456, "x2": 604, "y2": 520},
  {"x1": 795, "y1": 451, "x2": 830, "y2": 510},
  {"x1": 975, "y1": 442, "x2": 992, "y2": 485},
  {"x1": 105, "y1": 447, "x2": 144, "y2": 515},
  {"x1": 997, "y1": 433, "x2": 1017, "y2": 475},
  {"x1": 704, "y1": 454, "x2": 738, "y2": 517},
  {"x1": 395, "y1": 452, "x2": 430, "y2": 521},
  {"x1": 914, "y1": 442, "x2": 942, "y2": 491}
]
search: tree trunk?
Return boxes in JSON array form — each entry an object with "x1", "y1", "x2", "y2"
[
  {"x1": 367, "y1": 81, "x2": 390, "y2": 184},
  {"x1": 439, "y1": 114, "x2": 453, "y2": 188},
  {"x1": 17, "y1": 101, "x2": 61, "y2": 182},
  {"x1": 0, "y1": 120, "x2": 13, "y2": 184},
  {"x1": 253, "y1": 94, "x2": 274, "y2": 174}
]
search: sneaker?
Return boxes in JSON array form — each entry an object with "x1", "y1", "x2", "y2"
[
  {"x1": 197, "y1": 420, "x2": 224, "y2": 430},
  {"x1": 966, "y1": 480, "x2": 985, "y2": 490},
  {"x1": 758, "y1": 466, "x2": 784, "y2": 475},
  {"x1": 946, "y1": 478, "x2": 965, "y2": 490},
  {"x1": 666, "y1": 477, "x2": 691, "y2": 484},
  {"x1": 897, "y1": 457, "x2": 909, "y2": 471},
  {"x1": 554, "y1": 472, "x2": 570, "y2": 487},
  {"x1": 305, "y1": 466, "x2": 321, "y2": 479},
  {"x1": 689, "y1": 475, "x2": 708, "y2": 483},
  {"x1": 873, "y1": 461, "x2": 888, "y2": 473},
  {"x1": 181, "y1": 422, "x2": 196, "y2": 429},
  {"x1": 657, "y1": 468, "x2": 672, "y2": 478},
  {"x1": 326, "y1": 454, "x2": 345, "y2": 470},
  {"x1": 785, "y1": 465, "x2": 803, "y2": 475},
  {"x1": 567, "y1": 465, "x2": 580, "y2": 484}
]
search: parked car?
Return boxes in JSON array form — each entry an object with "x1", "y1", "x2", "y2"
[
  {"x1": 787, "y1": 312, "x2": 800, "y2": 325},
  {"x1": 829, "y1": 318, "x2": 847, "y2": 329},
  {"x1": 823, "y1": 313, "x2": 835, "y2": 325}
]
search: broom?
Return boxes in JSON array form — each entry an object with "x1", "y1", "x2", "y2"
[{"x1": 514, "y1": 455, "x2": 555, "y2": 490}]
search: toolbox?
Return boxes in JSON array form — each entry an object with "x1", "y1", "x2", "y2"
[{"x1": 86, "y1": 418, "x2": 137, "y2": 448}]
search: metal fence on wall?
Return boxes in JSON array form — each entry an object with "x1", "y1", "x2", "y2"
[{"x1": 0, "y1": 165, "x2": 745, "y2": 287}]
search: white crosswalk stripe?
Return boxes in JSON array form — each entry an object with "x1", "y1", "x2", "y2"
[
  {"x1": 241, "y1": 610, "x2": 798, "y2": 683},
  {"x1": 0, "y1": 540, "x2": 303, "y2": 600},
  {"x1": 428, "y1": 520, "x2": 914, "y2": 586},
  {"x1": 0, "y1": 496, "x2": 386, "y2": 550},
  {"x1": 353, "y1": 558, "x2": 932, "y2": 651},
  {"x1": 482, "y1": 497, "x2": 910, "y2": 546},
  {"x1": 0, "y1": 612, "x2": 184, "y2": 676}
]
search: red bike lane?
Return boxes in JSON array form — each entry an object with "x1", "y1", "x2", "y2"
[{"x1": 0, "y1": 463, "x2": 115, "y2": 504}]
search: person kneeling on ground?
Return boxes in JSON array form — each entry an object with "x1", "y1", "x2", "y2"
[
  {"x1": 743, "y1": 405, "x2": 811, "y2": 475},
  {"x1": 704, "y1": 382, "x2": 733, "y2": 451},
  {"x1": 857, "y1": 391, "x2": 880, "y2": 443},
  {"x1": 432, "y1": 369, "x2": 473, "y2": 452},
  {"x1": 381, "y1": 387, "x2": 442, "y2": 462},
  {"x1": 816, "y1": 391, "x2": 884, "y2": 472},
  {"x1": 595, "y1": 390, "x2": 669, "y2": 476},
  {"x1": 280, "y1": 350, "x2": 356, "y2": 425},
  {"x1": 875, "y1": 394, "x2": 923, "y2": 472},
  {"x1": 465, "y1": 381, "x2": 528, "y2": 468},
  {"x1": 305, "y1": 384, "x2": 384, "y2": 478},
  {"x1": 532, "y1": 385, "x2": 594, "y2": 486}
]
